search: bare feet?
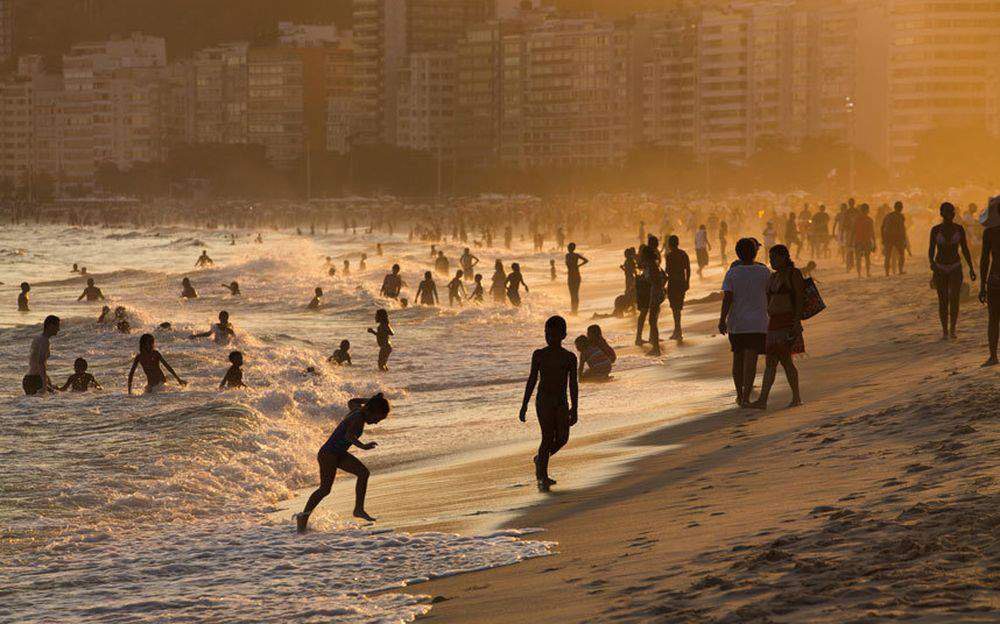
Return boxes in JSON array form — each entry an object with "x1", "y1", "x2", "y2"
[
  {"x1": 982, "y1": 357, "x2": 998, "y2": 367},
  {"x1": 787, "y1": 398, "x2": 803, "y2": 408},
  {"x1": 295, "y1": 512, "x2": 309, "y2": 533},
  {"x1": 747, "y1": 399, "x2": 767, "y2": 410},
  {"x1": 353, "y1": 509, "x2": 376, "y2": 522}
]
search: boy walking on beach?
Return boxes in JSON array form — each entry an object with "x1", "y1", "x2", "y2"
[{"x1": 519, "y1": 316, "x2": 579, "y2": 489}]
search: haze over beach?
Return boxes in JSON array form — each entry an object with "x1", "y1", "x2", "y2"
[{"x1": 3, "y1": 0, "x2": 1000, "y2": 623}]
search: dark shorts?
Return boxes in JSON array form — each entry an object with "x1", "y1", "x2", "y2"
[
  {"x1": 933, "y1": 268, "x2": 963, "y2": 294},
  {"x1": 729, "y1": 333, "x2": 766, "y2": 354},
  {"x1": 667, "y1": 287, "x2": 686, "y2": 310},
  {"x1": 23, "y1": 374, "x2": 43, "y2": 395}
]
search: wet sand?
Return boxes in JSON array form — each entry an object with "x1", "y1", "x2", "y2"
[{"x1": 401, "y1": 260, "x2": 1000, "y2": 622}]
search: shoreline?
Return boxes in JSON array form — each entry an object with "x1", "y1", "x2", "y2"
[{"x1": 399, "y1": 261, "x2": 1000, "y2": 622}]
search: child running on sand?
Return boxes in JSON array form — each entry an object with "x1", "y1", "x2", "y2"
[
  {"x1": 60, "y1": 358, "x2": 102, "y2": 392},
  {"x1": 447, "y1": 270, "x2": 466, "y2": 306},
  {"x1": 367, "y1": 309, "x2": 394, "y2": 371},
  {"x1": 127, "y1": 334, "x2": 187, "y2": 394},
  {"x1": 296, "y1": 393, "x2": 390, "y2": 532},
  {"x1": 519, "y1": 316, "x2": 579, "y2": 489},
  {"x1": 219, "y1": 351, "x2": 246, "y2": 389},
  {"x1": 328, "y1": 340, "x2": 352, "y2": 366}
]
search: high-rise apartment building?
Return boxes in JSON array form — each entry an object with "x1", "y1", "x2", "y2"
[
  {"x1": 500, "y1": 14, "x2": 631, "y2": 169},
  {"x1": 193, "y1": 43, "x2": 249, "y2": 145},
  {"x1": 887, "y1": 0, "x2": 1000, "y2": 170},
  {"x1": 352, "y1": 0, "x2": 494, "y2": 145},
  {"x1": 0, "y1": 0, "x2": 13, "y2": 65},
  {"x1": 396, "y1": 50, "x2": 457, "y2": 156}
]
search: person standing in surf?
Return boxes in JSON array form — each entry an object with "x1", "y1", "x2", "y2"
[
  {"x1": 127, "y1": 334, "x2": 187, "y2": 394},
  {"x1": 506, "y1": 262, "x2": 529, "y2": 307},
  {"x1": 24, "y1": 315, "x2": 59, "y2": 395},
  {"x1": 519, "y1": 316, "x2": 578, "y2": 489},
  {"x1": 296, "y1": 393, "x2": 390, "y2": 532},
  {"x1": 416, "y1": 271, "x2": 439, "y2": 306},
  {"x1": 367, "y1": 309, "x2": 394, "y2": 371},
  {"x1": 490, "y1": 260, "x2": 507, "y2": 304},
  {"x1": 195, "y1": 250, "x2": 214, "y2": 268},
  {"x1": 379, "y1": 264, "x2": 405, "y2": 300},
  {"x1": 565, "y1": 243, "x2": 589, "y2": 315}
]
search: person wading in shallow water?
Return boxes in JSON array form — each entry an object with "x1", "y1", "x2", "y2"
[
  {"x1": 565, "y1": 242, "x2": 589, "y2": 314},
  {"x1": 519, "y1": 316, "x2": 578, "y2": 490},
  {"x1": 24, "y1": 315, "x2": 60, "y2": 395},
  {"x1": 929, "y1": 202, "x2": 976, "y2": 340}
]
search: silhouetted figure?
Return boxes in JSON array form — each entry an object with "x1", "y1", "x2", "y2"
[
  {"x1": 368, "y1": 309, "x2": 394, "y2": 371},
  {"x1": 380, "y1": 264, "x2": 405, "y2": 300},
  {"x1": 78, "y1": 278, "x2": 105, "y2": 302},
  {"x1": 222, "y1": 281, "x2": 241, "y2": 296},
  {"x1": 853, "y1": 203, "x2": 876, "y2": 278},
  {"x1": 128, "y1": 334, "x2": 187, "y2": 394},
  {"x1": 447, "y1": 270, "x2": 466, "y2": 306},
  {"x1": 181, "y1": 277, "x2": 198, "y2": 299},
  {"x1": 749, "y1": 245, "x2": 804, "y2": 409},
  {"x1": 694, "y1": 225, "x2": 710, "y2": 278},
  {"x1": 329, "y1": 340, "x2": 352, "y2": 366},
  {"x1": 195, "y1": 250, "x2": 214, "y2": 268},
  {"x1": 930, "y1": 202, "x2": 976, "y2": 340},
  {"x1": 189, "y1": 310, "x2": 235, "y2": 345},
  {"x1": 60, "y1": 357, "x2": 101, "y2": 392},
  {"x1": 565, "y1": 243, "x2": 588, "y2": 314},
  {"x1": 219, "y1": 351, "x2": 246, "y2": 389},
  {"x1": 296, "y1": 394, "x2": 390, "y2": 532},
  {"x1": 719, "y1": 238, "x2": 770, "y2": 407},
  {"x1": 24, "y1": 315, "x2": 59, "y2": 395},
  {"x1": 881, "y1": 201, "x2": 908, "y2": 276},
  {"x1": 664, "y1": 235, "x2": 691, "y2": 341},
  {"x1": 719, "y1": 220, "x2": 729, "y2": 265},
  {"x1": 469, "y1": 274, "x2": 485, "y2": 302},
  {"x1": 460, "y1": 248, "x2": 479, "y2": 281},
  {"x1": 308, "y1": 287, "x2": 324, "y2": 310},
  {"x1": 980, "y1": 197, "x2": 1000, "y2": 366},
  {"x1": 490, "y1": 260, "x2": 507, "y2": 304},
  {"x1": 18, "y1": 282, "x2": 30, "y2": 311},
  {"x1": 416, "y1": 271, "x2": 439, "y2": 306},
  {"x1": 434, "y1": 251, "x2": 450, "y2": 275},
  {"x1": 519, "y1": 316, "x2": 578, "y2": 489},
  {"x1": 506, "y1": 262, "x2": 528, "y2": 307}
]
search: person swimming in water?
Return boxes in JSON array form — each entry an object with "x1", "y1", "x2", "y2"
[
  {"x1": 195, "y1": 250, "x2": 214, "y2": 268},
  {"x1": 929, "y1": 202, "x2": 976, "y2": 340},
  {"x1": 181, "y1": 277, "x2": 198, "y2": 299},
  {"x1": 219, "y1": 351, "x2": 246, "y2": 389},
  {"x1": 328, "y1": 339, "x2": 352, "y2": 366},
  {"x1": 222, "y1": 281, "x2": 240, "y2": 296},
  {"x1": 506, "y1": 262, "x2": 529, "y2": 307},
  {"x1": 18, "y1": 282, "x2": 30, "y2": 312},
  {"x1": 519, "y1": 316, "x2": 578, "y2": 489},
  {"x1": 447, "y1": 270, "x2": 466, "y2": 307},
  {"x1": 189, "y1": 310, "x2": 235, "y2": 345},
  {"x1": 97, "y1": 305, "x2": 112, "y2": 324},
  {"x1": 127, "y1": 334, "x2": 187, "y2": 394},
  {"x1": 308, "y1": 287, "x2": 324, "y2": 310},
  {"x1": 416, "y1": 271, "x2": 439, "y2": 306},
  {"x1": 60, "y1": 357, "x2": 102, "y2": 392},
  {"x1": 77, "y1": 278, "x2": 105, "y2": 302},
  {"x1": 296, "y1": 393, "x2": 391, "y2": 532},
  {"x1": 367, "y1": 309, "x2": 394, "y2": 371}
]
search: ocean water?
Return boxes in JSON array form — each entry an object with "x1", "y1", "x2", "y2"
[{"x1": 0, "y1": 223, "x2": 724, "y2": 622}]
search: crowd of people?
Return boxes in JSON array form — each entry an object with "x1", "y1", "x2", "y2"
[{"x1": 14, "y1": 190, "x2": 1000, "y2": 531}]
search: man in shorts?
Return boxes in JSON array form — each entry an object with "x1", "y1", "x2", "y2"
[
  {"x1": 719, "y1": 239, "x2": 770, "y2": 407},
  {"x1": 664, "y1": 235, "x2": 691, "y2": 341},
  {"x1": 25, "y1": 315, "x2": 60, "y2": 395}
]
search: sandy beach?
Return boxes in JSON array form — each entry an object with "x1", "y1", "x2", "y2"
[{"x1": 395, "y1": 259, "x2": 1000, "y2": 622}]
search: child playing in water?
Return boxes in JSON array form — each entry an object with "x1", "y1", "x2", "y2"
[
  {"x1": 296, "y1": 393, "x2": 390, "y2": 532},
  {"x1": 519, "y1": 316, "x2": 578, "y2": 489},
  {"x1": 18, "y1": 282, "x2": 29, "y2": 312},
  {"x1": 506, "y1": 263, "x2": 529, "y2": 307},
  {"x1": 550, "y1": 259, "x2": 557, "y2": 281},
  {"x1": 127, "y1": 334, "x2": 187, "y2": 394},
  {"x1": 586, "y1": 324, "x2": 617, "y2": 365},
  {"x1": 367, "y1": 309, "x2": 393, "y2": 371},
  {"x1": 60, "y1": 358, "x2": 102, "y2": 392},
  {"x1": 219, "y1": 351, "x2": 246, "y2": 389},
  {"x1": 574, "y1": 335, "x2": 613, "y2": 380},
  {"x1": 328, "y1": 340, "x2": 352, "y2": 366},
  {"x1": 447, "y1": 270, "x2": 466, "y2": 307},
  {"x1": 181, "y1": 277, "x2": 198, "y2": 299},
  {"x1": 222, "y1": 281, "x2": 241, "y2": 296},
  {"x1": 469, "y1": 274, "x2": 485, "y2": 302},
  {"x1": 308, "y1": 287, "x2": 323, "y2": 310}
]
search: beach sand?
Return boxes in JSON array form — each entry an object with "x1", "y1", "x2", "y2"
[{"x1": 399, "y1": 262, "x2": 1000, "y2": 622}]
